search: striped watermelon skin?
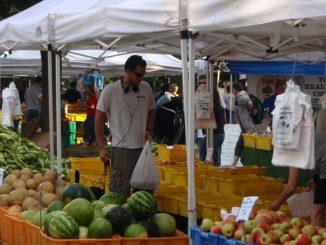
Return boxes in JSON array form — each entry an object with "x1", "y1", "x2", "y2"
[
  {"x1": 100, "y1": 192, "x2": 125, "y2": 206},
  {"x1": 127, "y1": 191, "x2": 158, "y2": 219},
  {"x1": 43, "y1": 211, "x2": 67, "y2": 235},
  {"x1": 48, "y1": 214, "x2": 79, "y2": 239}
]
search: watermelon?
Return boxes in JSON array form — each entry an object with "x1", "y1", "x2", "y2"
[
  {"x1": 88, "y1": 217, "x2": 113, "y2": 238},
  {"x1": 92, "y1": 200, "x2": 106, "y2": 211},
  {"x1": 63, "y1": 198, "x2": 94, "y2": 226},
  {"x1": 93, "y1": 209, "x2": 105, "y2": 220},
  {"x1": 100, "y1": 192, "x2": 125, "y2": 206},
  {"x1": 43, "y1": 211, "x2": 67, "y2": 235},
  {"x1": 79, "y1": 226, "x2": 88, "y2": 239},
  {"x1": 21, "y1": 210, "x2": 38, "y2": 222},
  {"x1": 102, "y1": 204, "x2": 118, "y2": 217},
  {"x1": 32, "y1": 210, "x2": 47, "y2": 227},
  {"x1": 86, "y1": 187, "x2": 96, "y2": 201},
  {"x1": 123, "y1": 224, "x2": 148, "y2": 238},
  {"x1": 105, "y1": 206, "x2": 131, "y2": 234},
  {"x1": 47, "y1": 200, "x2": 65, "y2": 213},
  {"x1": 127, "y1": 191, "x2": 158, "y2": 219},
  {"x1": 150, "y1": 213, "x2": 176, "y2": 237},
  {"x1": 138, "y1": 219, "x2": 160, "y2": 237},
  {"x1": 48, "y1": 214, "x2": 79, "y2": 239},
  {"x1": 61, "y1": 183, "x2": 92, "y2": 204}
]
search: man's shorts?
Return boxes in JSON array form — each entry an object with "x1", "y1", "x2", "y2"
[{"x1": 314, "y1": 176, "x2": 326, "y2": 204}]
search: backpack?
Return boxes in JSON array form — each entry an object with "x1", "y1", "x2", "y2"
[{"x1": 249, "y1": 94, "x2": 264, "y2": 124}]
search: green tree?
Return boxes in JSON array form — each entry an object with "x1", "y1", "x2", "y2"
[{"x1": 0, "y1": 0, "x2": 40, "y2": 20}]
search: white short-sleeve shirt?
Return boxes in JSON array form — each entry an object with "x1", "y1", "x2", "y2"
[{"x1": 97, "y1": 80, "x2": 155, "y2": 148}]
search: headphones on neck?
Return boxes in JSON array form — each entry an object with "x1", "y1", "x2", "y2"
[{"x1": 121, "y1": 80, "x2": 139, "y2": 93}]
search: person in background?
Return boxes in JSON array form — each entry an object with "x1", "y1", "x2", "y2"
[
  {"x1": 83, "y1": 84, "x2": 98, "y2": 146},
  {"x1": 154, "y1": 83, "x2": 183, "y2": 145},
  {"x1": 155, "y1": 82, "x2": 169, "y2": 102},
  {"x1": 263, "y1": 81, "x2": 285, "y2": 120},
  {"x1": 64, "y1": 81, "x2": 82, "y2": 104},
  {"x1": 223, "y1": 82, "x2": 236, "y2": 123},
  {"x1": 95, "y1": 55, "x2": 155, "y2": 199},
  {"x1": 24, "y1": 76, "x2": 42, "y2": 122},
  {"x1": 212, "y1": 89, "x2": 226, "y2": 166},
  {"x1": 231, "y1": 82, "x2": 255, "y2": 167}
]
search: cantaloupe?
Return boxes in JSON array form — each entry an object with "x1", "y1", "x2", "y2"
[
  {"x1": 20, "y1": 168, "x2": 33, "y2": 178},
  {"x1": 8, "y1": 189, "x2": 28, "y2": 205},
  {"x1": 7, "y1": 205, "x2": 22, "y2": 214},
  {"x1": 11, "y1": 169, "x2": 21, "y2": 178},
  {"x1": 41, "y1": 193, "x2": 58, "y2": 207},
  {"x1": 27, "y1": 189, "x2": 37, "y2": 197},
  {"x1": 20, "y1": 174, "x2": 31, "y2": 182},
  {"x1": 42, "y1": 169, "x2": 58, "y2": 183},
  {"x1": 12, "y1": 179, "x2": 26, "y2": 189},
  {"x1": 4, "y1": 174, "x2": 18, "y2": 185},
  {"x1": 37, "y1": 181, "x2": 54, "y2": 193},
  {"x1": 26, "y1": 179, "x2": 37, "y2": 190},
  {"x1": 22, "y1": 197, "x2": 41, "y2": 211},
  {"x1": 0, "y1": 183, "x2": 13, "y2": 194},
  {"x1": 33, "y1": 173, "x2": 43, "y2": 184},
  {"x1": 0, "y1": 194, "x2": 9, "y2": 207}
]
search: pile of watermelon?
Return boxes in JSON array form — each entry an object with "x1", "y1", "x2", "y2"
[{"x1": 28, "y1": 183, "x2": 177, "y2": 239}]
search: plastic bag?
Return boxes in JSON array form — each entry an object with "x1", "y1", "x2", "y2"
[
  {"x1": 130, "y1": 141, "x2": 160, "y2": 191},
  {"x1": 287, "y1": 191, "x2": 314, "y2": 217}
]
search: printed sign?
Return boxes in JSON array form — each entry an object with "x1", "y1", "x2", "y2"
[
  {"x1": 221, "y1": 124, "x2": 242, "y2": 166},
  {"x1": 0, "y1": 168, "x2": 4, "y2": 185},
  {"x1": 236, "y1": 196, "x2": 259, "y2": 222}
]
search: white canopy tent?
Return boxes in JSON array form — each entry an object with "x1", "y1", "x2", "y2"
[
  {"x1": 3, "y1": 0, "x2": 326, "y2": 233},
  {"x1": 0, "y1": 50, "x2": 184, "y2": 77}
]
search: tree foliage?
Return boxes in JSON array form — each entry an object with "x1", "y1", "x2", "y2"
[{"x1": 0, "y1": 0, "x2": 41, "y2": 20}]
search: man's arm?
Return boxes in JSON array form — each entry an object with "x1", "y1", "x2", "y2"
[
  {"x1": 145, "y1": 109, "x2": 155, "y2": 141},
  {"x1": 95, "y1": 109, "x2": 109, "y2": 161}
]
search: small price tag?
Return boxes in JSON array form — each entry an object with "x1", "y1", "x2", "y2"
[
  {"x1": 236, "y1": 196, "x2": 258, "y2": 222},
  {"x1": 0, "y1": 168, "x2": 5, "y2": 185}
]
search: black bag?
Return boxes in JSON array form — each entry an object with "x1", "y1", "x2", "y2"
[{"x1": 249, "y1": 94, "x2": 264, "y2": 124}]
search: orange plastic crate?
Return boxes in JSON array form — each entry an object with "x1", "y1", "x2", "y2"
[
  {"x1": 40, "y1": 231, "x2": 121, "y2": 245},
  {"x1": 25, "y1": 221, "x2": 41, "y2": 245},
  {"x1": 0, "y1": 207, "x2": 7, "y2": 240},
  {"x1": 4, "y1": 213, "x2": 25, "y2": 245},
  {"x1": 121, "y1": 230, "x2": 188, "y2": 245}
]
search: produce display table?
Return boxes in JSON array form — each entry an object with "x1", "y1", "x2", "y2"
[{"x1": 241, "y1": 147, "x2": 314, "y2": 186}]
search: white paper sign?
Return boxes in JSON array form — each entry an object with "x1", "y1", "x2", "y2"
[
  {"x1": 221, "y1": 124, "x2": 242, "y2": 166},
  {"x1": 0, "y1": 168, "x2": 5, "y2": 185},
  {"x1": 236, "y1": 196, "x2": 259, "y2": 222}
]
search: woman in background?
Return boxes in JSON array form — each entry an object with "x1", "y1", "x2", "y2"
[{"x1": 83, "y1": 84, "x2": 98, "y2": 146}]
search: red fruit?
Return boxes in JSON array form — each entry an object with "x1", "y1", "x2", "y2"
[{"x1": 296, "y1": 234, "x2": 311, "y2": 245}]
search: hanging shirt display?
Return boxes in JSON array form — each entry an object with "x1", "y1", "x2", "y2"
[{"x1": 272, "y1": 81, "x2": 314, "y2": 170}]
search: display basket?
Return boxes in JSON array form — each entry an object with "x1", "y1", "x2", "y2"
[
  {"x1": 256, "y1": 135, "x2": 273, "y2": 151},
  {"x1": 242, "y1": 133, "x2": 257, "y2": 148}
]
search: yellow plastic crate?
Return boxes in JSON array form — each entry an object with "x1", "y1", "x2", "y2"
[
  {"x1": 256, "y1": 136, "x2": 273, "y2": 151},
  {"x1": 76, "y1": 137, "x2": 84, "y2": 144},
  {"x1": 242, "y1": 133, "x2": 257, "y2": 148},
  {"x1": 80, "y1": 174, "x2": 109, "y2": 188},
  {"x1": 218, "y1": 176, "x2": 284, "y2": 196},
  {"x1": 69, "y1": 157, "x2": 106, "y2": 176},
  {"x1": 75, "y1": 114, "x2": 87, "y2": 122},
  {"x1": 157, "y1": 144, "x2": 187, "y2": 162},
  {"x1": 233, "y1": 165, "x2": 267, "y2": 175}
]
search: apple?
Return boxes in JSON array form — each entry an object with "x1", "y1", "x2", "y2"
[
  {"x1": 267, "y1": 229, "x2": 279, "y2": 243},
  {"x1": 210, "y1": 225, "x2": 222, "y2": 234},
  {"x1": 221, "y1": 222, "x2": 236, "y2": 238},
  {"x1": 271, "y1": 223, "x2": 280, "y2": 230},
  {"x1": 280, "y1": 234, "x2": 292, "y2": 244},
  {"x1": 241, "y1": 234, "x2": 254, "y2": 243},
  {"x1": 234, "y1": 229, "x2": 244, "y2": 240},
  {"x1": 251, "y1": 227, "x2": 264, "y2": 242},
  {"x1": 201, "y1": 218, "x2": 214, "y2": 232},
  {"x1": 274, "y1": 229, "x2": 284, "y2": 238},
  {"x1": 288, "y1": 227, "x2": 301, "y2": 239},
  {"x1": 279, "y1": 221, "x2": 292, "y2": 233},
  {"x1": 257, "y1": 220, "x2": 270, "y2": 233},
  {"x1": 256, "y1": 233, "x2": 272, "y2": 245},
  {"x1": 244, "y1": 220, "x2": 256, "y2": 233},
  {"x1": 249, "y1": 210, "x2": 257, "y2": 219},
  {"x1": 296, "y1": 233, "x2": 311, "y2": 245},
  {"x1": 318, "y1": 227, "x2": 326, "y2": 236},
  {"x1": 311, "y1": 234, "x2": 322, "y2": 244},
  {"x1": 302, "y1": 224, "x2": 317, "y2": 238},
  {"x1": 284, "y1": 241, "x2": 296, "y2": 245},
  {"x1": 290, "y1": 217, "x2": 304, "y2": 229},
  {"x1": 321, "y1": 239, "x2": 326, "y2": 245},
  {"x1": 255, "y1": 213, "x2": 272, "y2": 225},
  {"x1": 213, "y1": 221, "x2": 223, "y2": 227},
  {"x1": 225, "y1": 215, "x2": 237, "y2": 224}
]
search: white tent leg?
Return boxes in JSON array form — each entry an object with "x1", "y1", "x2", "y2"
[
  {"x1": 55, "y1": 53, "x2": 62, "y2": 175},
  {"x1": 48, "y1": 49, "x2": 54, "y2": 168},
  {"x1": 229, "y1": 73, "x2": 233, "y2": 123},
  {"x1": 188, "y1": 35, "x2": 197, "y2": 232}
]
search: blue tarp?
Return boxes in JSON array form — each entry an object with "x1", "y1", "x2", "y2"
[{"x1": 230, "y1": 61, "x2": 325, "y2": 76}]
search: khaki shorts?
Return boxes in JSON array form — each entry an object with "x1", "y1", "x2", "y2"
[{"x1": 109, "y1": 147, "x2": 142, "y2": 200}]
